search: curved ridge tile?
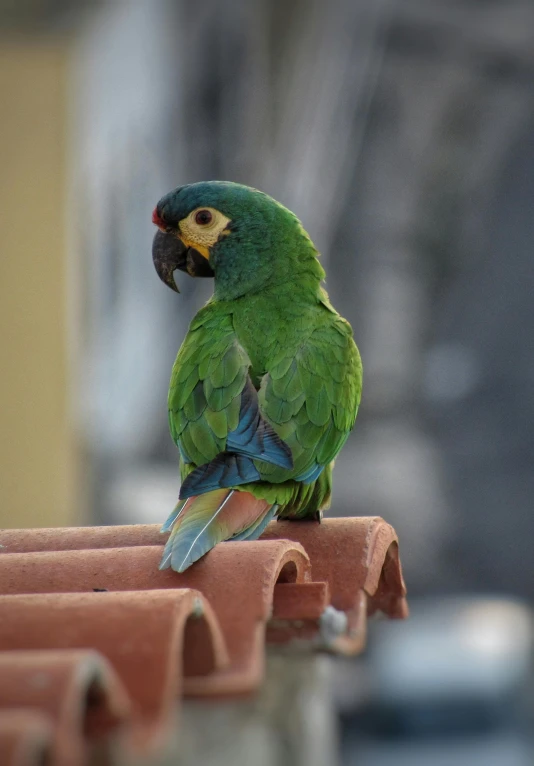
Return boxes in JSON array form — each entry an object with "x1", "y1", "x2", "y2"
[
  {"x1": 0, "y1": 590, "x2": 227, "y2": 746},
  {"x1": 0, "y1": 525, "x2": 163, "y2": 554},
  {"x1": 0, "y1": 518, "x2": 407, "y2": 659},
  {"x1": 362, "y1": 519, "x2": 408, "y2": 619},
  {"x1": 180, "y1": 541, "x2": 312, "y2": 695},
  {"x1": 0, "y1": 710, "x2": 53, "y2": 766},
  {"x1": 0, "y1": 541, "x2": 311, "y2": 697},
  {"x1": 263, "y1": 517, "x2": 408, "y2": 653},
  {"x1": 0, "y1": 649, "x2": 130, "y2": 766}
]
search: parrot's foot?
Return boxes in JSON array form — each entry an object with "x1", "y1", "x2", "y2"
[{"x1": 277, "y1": 510, "x2": 322, "y2": 523}]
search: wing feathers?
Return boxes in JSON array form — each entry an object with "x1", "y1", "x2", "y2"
[
  {"x1": 179, "y1": 453, "x2": 261, "y2": 499},
  {"x1": 226, "y1": 379, "x2": 293, "y2": 469}
]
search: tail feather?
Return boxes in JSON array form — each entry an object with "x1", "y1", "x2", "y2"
[
  {"x1": 160, "y1": 498, "x2": 189, "y2": 533},
  {"x1": 159, "y1": 489, "x2": 273, "y2": 573},
  {"x1": 231, "y1": 504, "x2": 278, "y2": 541}
]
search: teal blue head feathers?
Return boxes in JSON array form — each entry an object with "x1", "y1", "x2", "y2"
[{"x1": 152, "y1": 181, "x2": 324, "y2": 299}]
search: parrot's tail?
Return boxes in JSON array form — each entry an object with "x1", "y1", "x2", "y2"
[{"x1": 159, "y1": 488, "x2": 277, "y2": 573}]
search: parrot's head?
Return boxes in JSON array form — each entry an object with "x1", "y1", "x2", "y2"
[{"x1": 152, "y1": 181, "x2": 323, "y2": 299}]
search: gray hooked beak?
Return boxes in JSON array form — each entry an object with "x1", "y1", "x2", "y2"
[{"x1": 152, "y1": 230, "x2": 214, "y2": 292}]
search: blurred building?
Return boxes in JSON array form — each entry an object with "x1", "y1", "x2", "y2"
[{"x1": 0, "y1": 21, "x2": 75, "y2": 527}]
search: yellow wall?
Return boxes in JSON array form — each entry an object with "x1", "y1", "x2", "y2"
[{"x1": 0, "y1": 40, "x2": 78, "y2": 528}]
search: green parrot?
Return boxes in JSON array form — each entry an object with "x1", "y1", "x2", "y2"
[{"x1": 152, "y1": 181, "x2": 362, "y2": 572}]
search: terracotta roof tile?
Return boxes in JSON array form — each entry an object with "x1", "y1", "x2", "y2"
[
  {"x1": 0, "y1": 516, "x2": 407, "y2": 763},
  {"x1": 0, "y1": 649, "x2": 129, "y2": 766},
  {"x1": 0, "y1": 541, "x2": 310, "y2": 696},
  {"x1": 0, "y1": 590, "x2": 226, "y2": 745},
  {"x1": 266, "y1": 518, "x2": 407, "y2": 615},
  {"x1": 0, "y1": 710, "x2": 53, "y2": 766},
  {"x1": 0, "y1": 524, "x2": 165, "y2": 554},
  {"x1": 264, "y1": 517, "x2": 408, "y2": 652}
]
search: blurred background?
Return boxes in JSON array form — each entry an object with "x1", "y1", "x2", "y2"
[{"x1": 1, "y1": 0, "x2": 533, "y2": 763}]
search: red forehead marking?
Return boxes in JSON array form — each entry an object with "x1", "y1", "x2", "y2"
[{"x1": 152, "y1": 208, "x2": 165, "y2": 228}]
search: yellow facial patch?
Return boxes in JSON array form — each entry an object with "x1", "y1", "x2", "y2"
[{"x1": 178, "y1": 207, "x2": 231, "y2": 260}]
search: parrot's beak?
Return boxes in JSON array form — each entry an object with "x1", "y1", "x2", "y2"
[{"x1": 152, "y1": 230, "x2": 214, "y2": 292}]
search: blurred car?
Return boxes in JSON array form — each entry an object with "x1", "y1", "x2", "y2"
[{"x1": 340, "y1": 596, "x2": 534, "y2": 766}]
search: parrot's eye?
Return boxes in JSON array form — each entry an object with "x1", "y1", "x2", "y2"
[
  {"x1": 195, "y1": 209, "x2": 213, "y2": 226},
  {"x1": 180, "y1": 206, "x2": 231, "y2": 248}
]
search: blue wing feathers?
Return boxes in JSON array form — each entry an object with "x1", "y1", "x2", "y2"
[
  {"x1": 179, "y1": 453, "x2": 261, "y2": 499},
  {"x1": 226, "y1": 379, "x2": 293, "y2": 469},
  {"x1": 178, "y1": 378, "x2": 293, "y2": 498}
]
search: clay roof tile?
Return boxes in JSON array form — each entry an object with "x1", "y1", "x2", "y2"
[
  {"x1": 0, "y1": 516, "x2": 407, "y2": 763},
  {"x1": 0, "y1": 710, "x2": 54, "y2": 766},
  {"x1": 0, "y1": 649, "x2": 129, "y2": 766},
  {"x1": 0, "y1": 590, "x2": 226, "y2": 747},
  {"x1": 0, "y1": 540, "x2": 311, "y2": 695}
]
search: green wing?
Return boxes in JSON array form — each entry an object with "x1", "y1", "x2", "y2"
[
  {"x1": 168, "y1": 303, "x2": 293, "y2": 497},
  {"x1": 257, "y1": 313, "x2": 362, "y2": 485},
  {"x1": 169, "y1": 300, "x2": 361, "y2": 507},
  {"x1": 168, "y1": 304, "x2": 249, "y2": 473}
]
